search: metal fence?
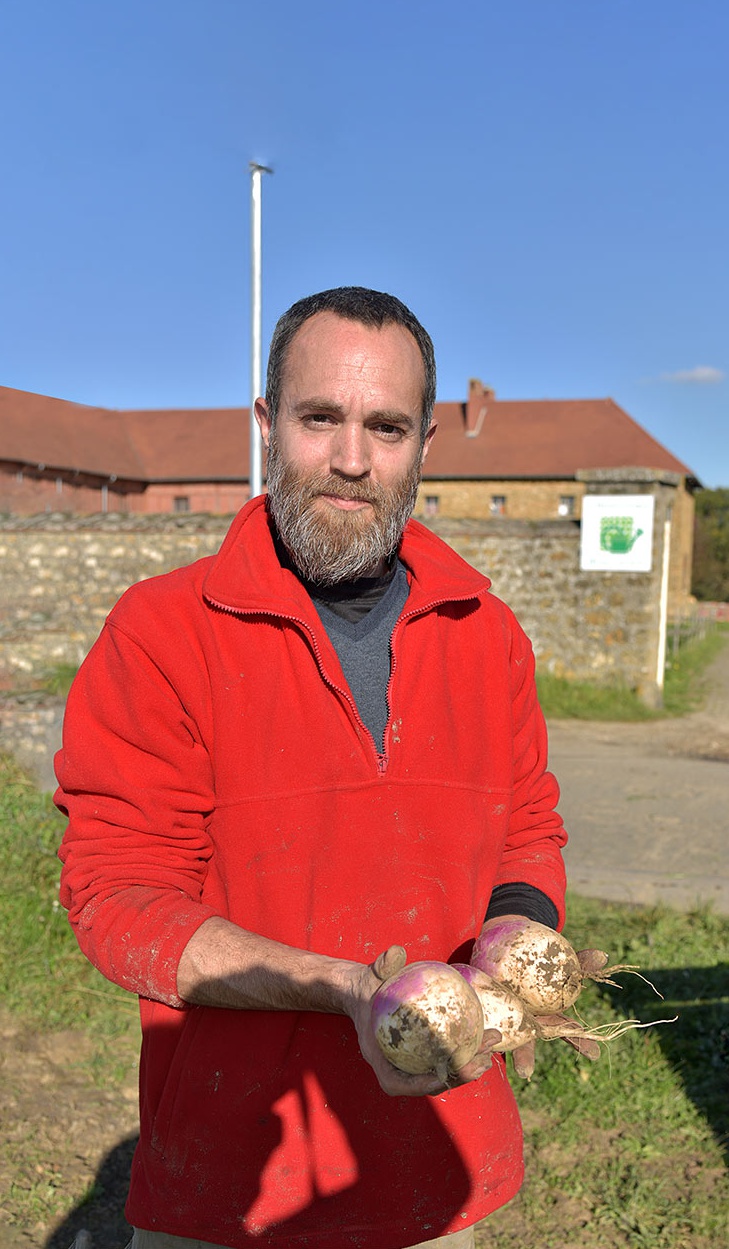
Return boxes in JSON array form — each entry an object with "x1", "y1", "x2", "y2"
[{"x1": 667, "y1": 602, "x2": 726, "y2": 665}]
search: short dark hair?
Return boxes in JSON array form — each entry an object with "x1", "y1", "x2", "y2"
[{"x1": 265, "y1": 286, "x2": 436, "y2": 442}]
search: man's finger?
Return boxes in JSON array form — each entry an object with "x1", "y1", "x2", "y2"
[
  {"x1": 512, "y1": 1039, "x2": 536, "y2": 1080},
  {"x1": 479, "y1": 1027, "x2": 503, "y2": 1055},
  {"x1": 372, "y1": 945, "x2": 407, "y2": 981},
  {"x1": 562, "y1": 1034, "x2": 601, "y2": 1060}
]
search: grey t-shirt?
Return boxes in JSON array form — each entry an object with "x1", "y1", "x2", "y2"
[{"x1": 311, "y1": 562, "x2": 409, "y2": 753}]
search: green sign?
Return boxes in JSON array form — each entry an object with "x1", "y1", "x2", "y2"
[
  {"x1": 580, "y1": 495, "x2": 655, "y2": 571},
  {"x1": 599, "y1": 515, "x2": 644, "y2": 554}
]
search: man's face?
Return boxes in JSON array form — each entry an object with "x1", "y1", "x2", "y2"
[{"x1": 255, "y1": 312, "x2": 434, "y2": 584}]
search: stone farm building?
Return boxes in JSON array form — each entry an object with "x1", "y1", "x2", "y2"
[{"x1": 0, "y1": 377, "x2": 699, "y2": 602}]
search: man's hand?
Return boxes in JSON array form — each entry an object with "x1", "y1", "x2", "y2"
[{"x1": 345, "y1": 945, "x2": 501, "y2": 1098}]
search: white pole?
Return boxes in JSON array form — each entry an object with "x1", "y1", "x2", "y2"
[
  {"x1": 249, "y1": 162, "x2": 272, "y2": 499},
  {"x1": 656, "y1": 509, "x2": 672, "y2": 689}
]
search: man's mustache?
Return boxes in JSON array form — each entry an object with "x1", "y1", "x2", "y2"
[{"x1": 305, "y1": 478, "x2": 381, "y2": 506}]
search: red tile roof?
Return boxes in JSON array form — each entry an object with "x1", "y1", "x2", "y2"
[
  {"x1": 121, "y1": 408, "x2": 250, "y2": 480},
  {"x1": 0, "y1": 387, "x2": 250, "y2": 482},
  {"x1": 0, "y1": 383, "x2": 697, "y2": 485},
  {"x1": 0, "y1": 386, "x2": 143, "y2": 479},
  {"x1": 425, "y1": 393, "x2": 695, "y2": 480}
]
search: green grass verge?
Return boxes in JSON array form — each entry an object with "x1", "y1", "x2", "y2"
[
  {"x1": 662, "y1": 621, "x2": 729, "y2": 715},
  {"x1": 479, "y1": 894, "x2": 729, "y2": 1247},
  {"x1": 537, "y1": 624, "x2": 728, "y2": 720},
  {"x1": 0, "y1": 753, "x2": 136, "y2": 1044},
  {"x1": 38, "y1": 660, "x2": 80, "y2": 698}
]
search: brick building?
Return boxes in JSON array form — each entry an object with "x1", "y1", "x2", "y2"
[{"x1": 0, "y1": 379, "x2": 699, "y2": 601}]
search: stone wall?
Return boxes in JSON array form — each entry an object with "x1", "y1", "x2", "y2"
[
  {"x1": 1, "y1": 482, "x2": 684, "y2": 788},
  {"x1": 0, "y1": 480, "x2": 673, "y2": 696},
  {"x1": 413, "y1": 474, "x2": 695, "y2": 604},
  {"x1": 437, "y1": 517, "x2": 657, "y2": 686},
  {"x1": 0, "y1": 513, "x2": 226, "y2": 681}
]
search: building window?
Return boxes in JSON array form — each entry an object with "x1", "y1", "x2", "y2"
[
  {"x1": 424, "y1": 494, "x2": 440, "y2": 517},
  {"x1": 558, "y1": 495, "x2": 575, "y2": 517},
  {"x1": 490, "y1": 495, "x2": 506, "y2": 516},
  {"x1": 174, "y1": 496, "x2": 191, "y2": 513}
]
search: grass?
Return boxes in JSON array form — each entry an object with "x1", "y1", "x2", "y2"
[
  {"x1": 662, "y1": 621, "x2": 729, "y2": 714},
  {"x1": 478, "y1": 894, "x2": 729, "y2": 1248},
  {"x1": 536, "y1": 623, "x2": 728, "y2": 720},
  {"x1": 1, "y1": 753, "x2": 727, "y2": 1246},
  {"x1": 37, "y1": 661, "x2": 80, "y2": 698},
  {"x1": 0, "y1": 753, "x2": 136, "y2": 1042}
]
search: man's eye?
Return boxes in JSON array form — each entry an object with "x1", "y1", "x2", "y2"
[{"x1": 375, "y1": 423, "x2": 405, "y2": 439}]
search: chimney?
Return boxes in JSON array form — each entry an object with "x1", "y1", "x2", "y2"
[{"x1": 465, "y1": 378, "x2": 495, "y2": 437}]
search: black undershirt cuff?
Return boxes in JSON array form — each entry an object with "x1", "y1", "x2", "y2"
[{"x1": 485, "y1": 882, "x2": 559, "y2": 930}]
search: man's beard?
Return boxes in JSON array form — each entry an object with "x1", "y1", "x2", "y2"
[{"x1": 265, "y1": 436, "x2": 423, "y2": 586}]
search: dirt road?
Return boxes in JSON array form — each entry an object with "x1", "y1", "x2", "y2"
[{"x1": 548, "y1": 640, "x2": 729, "y2": 914}]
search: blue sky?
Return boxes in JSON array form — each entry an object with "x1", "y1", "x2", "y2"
[{"x1": 1, "y1": 0, "x2": 726, "y2": 487}]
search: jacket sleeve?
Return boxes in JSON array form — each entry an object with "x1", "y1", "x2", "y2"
[
  {"x1": 490, "y1": 608, "x2": 568, "y2": 929},
  {"x1": 56, "y1": 617, "x2": 219, "y2": 1007}
]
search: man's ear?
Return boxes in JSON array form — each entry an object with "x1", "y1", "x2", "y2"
[
  {"x1": 254, "y1": 398, "x2": 272, "y2": 448},
  {"x1": 421, "y1": 421, "x2": 437, "y2": 464}
]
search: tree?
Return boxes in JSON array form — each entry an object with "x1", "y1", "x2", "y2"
[{"x1": 692, "y1": 487, "x2": 729, "y2": 601}]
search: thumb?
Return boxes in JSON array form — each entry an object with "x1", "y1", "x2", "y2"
[{"x1": 371, "y1": 945, "x2": 408, "y2": 982}]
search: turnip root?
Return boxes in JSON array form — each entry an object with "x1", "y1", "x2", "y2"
[
  {"x1": 471, "y1": 917, "x2": 648, "y2": 1013},
  {"x1": 371, "y1": 960, "x2": 484, "y2": 1082},
  {"x1": 452, "y1": 964, "x2": 536, "y2": 1052},
  {"x1": 454, "y1": 964, "x2": 667, "y2": 1056},
  {"x1": 454, "y1": 964, "x2": 601, "y2": 1053}
]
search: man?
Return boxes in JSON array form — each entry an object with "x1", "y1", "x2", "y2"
[{"x1": 56, "y1": 287, "x2": 577, "y2": 1249}]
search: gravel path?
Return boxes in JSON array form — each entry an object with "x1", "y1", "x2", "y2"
[{"x1": 548, "y1": 639, "x2": 729, "y2": 914}]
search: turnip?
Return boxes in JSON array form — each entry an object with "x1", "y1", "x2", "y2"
[
  {"x1": 454, "y1": 963, "x2": 667, "y2": 1056},
  {"x1": 453, "y1": 963, "x2": 602, "y2": 1053},
  {"x1": 371, "y1": 960, "x2": 485, "y2": 1082},
  {"x1": 471, "y1": 917, "x2": 648, "y2": 1014},
  {"x1": 451, "y1": 964, "x2": 535, "y2": 1052}
]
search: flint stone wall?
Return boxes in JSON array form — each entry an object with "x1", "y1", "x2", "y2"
[
  {"x1": 0, "y1": 513, "x2": 226, "y2": 680},
  {"x1": 0, "y1": 507, "x2": 662, "y2": 689},
  {"x1": 1, "y1": 494, "x2": 676, "y2": 788}
]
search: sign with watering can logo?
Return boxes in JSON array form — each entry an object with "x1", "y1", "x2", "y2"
[{"x1": 580, "y1": 495, "x2": 655, "y2": 571}]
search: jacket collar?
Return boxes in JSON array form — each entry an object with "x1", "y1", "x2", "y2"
[{"x1": 202, "y1": 496, "x2": 492, "y2": 620}]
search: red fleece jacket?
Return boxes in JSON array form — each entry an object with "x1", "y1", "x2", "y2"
[{"x1": 56, "y1": 498, "x2": 567, "y2": 1249}]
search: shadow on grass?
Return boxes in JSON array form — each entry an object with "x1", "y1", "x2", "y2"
[
  {"x1": 44, "y1": 966, "x2": 729, "y2": 1248},
  {"x1": 600, "y1": 961, "x2": 729, "y2": 1163},
  {"x1": 45, "y1": 1135, "x2": 136, "y2": 1249}
]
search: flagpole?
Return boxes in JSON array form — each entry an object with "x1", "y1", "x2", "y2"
[{"x1": 249, "y1": 161, "x2": 272, "y2": 499}]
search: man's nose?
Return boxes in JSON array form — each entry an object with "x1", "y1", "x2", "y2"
[{"x1": 330, "y1": 422, "x2": 370, "y2": 477}]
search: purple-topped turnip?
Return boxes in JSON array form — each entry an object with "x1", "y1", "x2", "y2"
[
  {"x1": 371, "y1": 960, "x2": 484, "y2": 1082},
  {"x1": 470, "y1": 917, "x2": 641, "y2": 1013}
]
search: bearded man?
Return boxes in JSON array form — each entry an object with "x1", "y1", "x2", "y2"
[{"x1": 56, "y1": 287, "x2": 574, "y2": 1249}]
